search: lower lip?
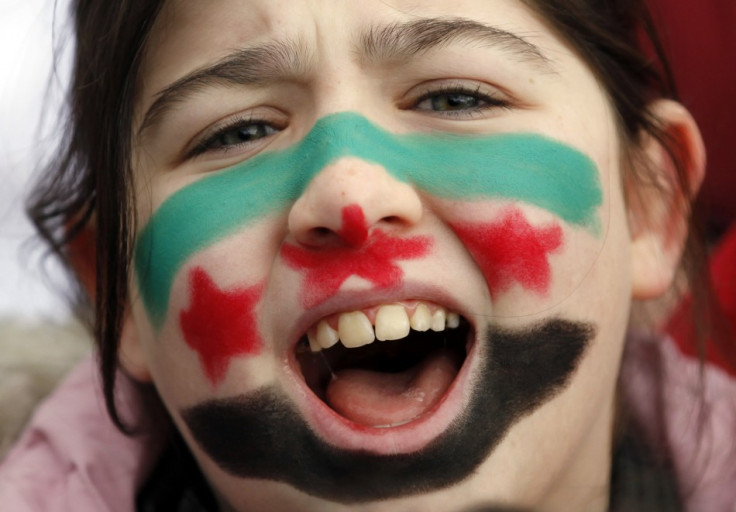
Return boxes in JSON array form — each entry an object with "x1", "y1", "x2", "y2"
[{"x1": 285, "y1": 330, "x2": 478, "y2": 454}]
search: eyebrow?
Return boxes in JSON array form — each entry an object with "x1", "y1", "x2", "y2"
[
  {"x1": 137, "y1": 17, "x2": 553, "y2": 136},
  {"x1": 359, "y1": 17, "x2": 554, "y2": 69},
  {"x1": 137, "y1": 39, "x2": 312, "y2": 136}
]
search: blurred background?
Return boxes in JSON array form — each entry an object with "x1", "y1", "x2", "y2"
[
  {"x1": 0, "y1": 0, "x2": 90, "y2": 457},
  {"x1": 0, "y1": 0, "x2": 72, "y2": 322}
]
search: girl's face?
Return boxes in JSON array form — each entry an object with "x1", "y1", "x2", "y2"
[{"x1": 128, "y1": 0, "x2": 643, "y2": 510}]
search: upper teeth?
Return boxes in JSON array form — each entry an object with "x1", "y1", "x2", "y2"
[{"x1": 306, "y1": 302, "x2": 461, "y2": 352}]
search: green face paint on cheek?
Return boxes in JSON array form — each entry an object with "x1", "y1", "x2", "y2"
[{"x1": 135, "y1": 112, "x2": 603, "y2": 329}]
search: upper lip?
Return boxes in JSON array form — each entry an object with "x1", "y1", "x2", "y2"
[{"x1": 284, "y1": 280, "x2": 474, "y2": 355}]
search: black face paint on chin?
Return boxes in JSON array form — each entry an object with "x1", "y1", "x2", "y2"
[{"x1": 182, "y1": 318, "x2": 595, "y2": 503}]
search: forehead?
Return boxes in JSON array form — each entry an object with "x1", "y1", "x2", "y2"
[{"x1": 138, "y1": 0, "x2": 563, "y2": 101}]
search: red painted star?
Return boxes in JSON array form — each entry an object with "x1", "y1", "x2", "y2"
[
  {"x1": 338, "y1": 205, "x2": 369, "y2": 247},
  {"x1": 180, "y1": 267, "x2": 264, "y2": 386},
  {"x1": 451, "y1": 208, "x2": 563, "y2": 295},
  {"x1": 281, "y1": 230, "x2": 432, "y2": 308}
]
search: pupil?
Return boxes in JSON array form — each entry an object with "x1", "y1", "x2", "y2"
[
  {"x1": 434, "y1": 94, "x2": 477, "y2": 111},
  {"x1": 218, "y1": 124, "x2": 266, "y2": 147},
  {"x1": 237, "y1": 125, "x2": 263, "y2": 141}
]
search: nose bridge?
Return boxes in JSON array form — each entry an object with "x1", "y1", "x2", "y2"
[
  {"x1": 287, "y1": 155, "x2": 422, "y2": 247},
  {"x1": 308, "y1": 156, "x2": 391, "y2": 207}
]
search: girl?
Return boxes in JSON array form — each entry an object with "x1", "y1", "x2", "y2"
[{"x1": 3, "y1": 0, "x2": 734, "y2": 510}]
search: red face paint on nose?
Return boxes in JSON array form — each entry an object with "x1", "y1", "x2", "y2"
[
  {"x1": 338, "y1": 205, "x2": 369, "y2": 247},
  {"x1": 180, "y1": 267, "x2": 264, "y2": 386},
  {"x1": 281, "y1": 231, "x2": 432, "y2": 308},
  {"x1": 451, "y1": 207, "x2": 563, "y2": 296}
]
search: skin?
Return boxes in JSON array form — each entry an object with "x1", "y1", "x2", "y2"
[
  {"x1": 134, "y1": 113, "x2": 602, "y2": 328},
  {"x1": 179, "y1": 267, "x2": 264, "y2": 385},
  {"x1": 450, "y1": 206, "x2": 564, "y2": 296},
  {"x1": 121, "y1": 0, "x2": 704, "y2": 510}
]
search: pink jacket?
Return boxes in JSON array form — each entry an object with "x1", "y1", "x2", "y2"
[
  {"x1": 0, "y1": 357, "x2": 163, "y2": 511},
  {"x1": 621, "y1": 333, "x2": 736, "y2": 511}
]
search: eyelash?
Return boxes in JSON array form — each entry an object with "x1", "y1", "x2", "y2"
[
  {"x1": 411, "y1": 83, "x2": 511, "y2": 117},
  {"x1": 186, "y1": 115, "x2": 281, "y2": 159},
  {"x1": 187, "y1": 84, "x2": 510, "y2": 159}
]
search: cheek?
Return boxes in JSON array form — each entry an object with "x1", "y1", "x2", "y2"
[
  {"x1": 450, "y1": 206, "x2": 563, "y2": 296},
  {"x1": 435, "y1": 199, "x2": 606, "y2": 316},
  {"x1": 136, "y1": 218, "x2": 283, "y2": 391},
  {"x1": 179, "y1": 266, "x2": 264, "y2": 386}
]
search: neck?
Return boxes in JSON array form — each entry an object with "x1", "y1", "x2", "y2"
[{"x1": 542, "y1": 396, "x2": 615, "y2": 512}]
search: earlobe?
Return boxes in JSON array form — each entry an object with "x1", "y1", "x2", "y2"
[
  {"x1": 66, "y1": 222, "x2": 153, "y2": 381},
  {"x1": 120, "y1": 309, "x2": 153, "y2": 382},
  {"x1": 67, "y1": 224, "x2": 97, "y2": 300},
  {"x1": 630, "y1": 100, "x2": 705, "y2": 300}
]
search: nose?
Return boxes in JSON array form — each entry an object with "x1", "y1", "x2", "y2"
[{"x1": 287, "y1": 157, "x2": 423, "y2": 248}]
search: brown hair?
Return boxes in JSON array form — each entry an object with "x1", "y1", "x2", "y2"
[{"x1": 28, "y1": 1, "x2": 165, "y2": 429}]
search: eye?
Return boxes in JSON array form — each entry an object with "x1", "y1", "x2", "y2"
[
  {"x1": 411, "y1": 83, "x2": 511, "y2": 117},
  {"x1": 424, "y1": 92, "x2": 482, "y2": 111},
  {"x1": 187, "y1": 117, "x2": 282, "y2": 159}
]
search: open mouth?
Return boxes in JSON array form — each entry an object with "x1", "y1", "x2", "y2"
[
  {"x1": 295, "y1": 301, "x2": 471, "y2": 429},
  {"x1": 184, "y1": 316, "x2": 593, "y2": 500}
]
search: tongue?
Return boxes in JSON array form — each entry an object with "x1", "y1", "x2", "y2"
[{"x1": 325, "y1": 349, "x2": 458, "y2": 427}]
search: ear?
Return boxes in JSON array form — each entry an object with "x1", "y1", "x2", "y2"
[
  {"x1": 66, "y1": 224, "x2": 97, "y2": 300},
  {"x1": 67, "y1": 222, "x2": 153, "y2": 382},
  {"x1": 119, "y1": 308, "x2": 153, "y2": 382},
  {"x1": 630, "y1": 100, "x2": 706, "y2": 300}
]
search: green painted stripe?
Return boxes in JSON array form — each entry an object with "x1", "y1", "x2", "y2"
[{"x1": 135, "y1": 111, "x2": 602, "y2": 329}]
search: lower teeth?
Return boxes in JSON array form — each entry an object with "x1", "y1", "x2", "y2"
[{"x1": 296, "y1": 319, "x2": 470, "y2": 427}]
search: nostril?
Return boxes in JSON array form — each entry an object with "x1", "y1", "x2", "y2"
[
  {"x1": 311, "y1": 227, "x2": 334, "y2": 243},
  {"x1": 298, "y1": 226, "x2": 339, "y2": 248}
]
